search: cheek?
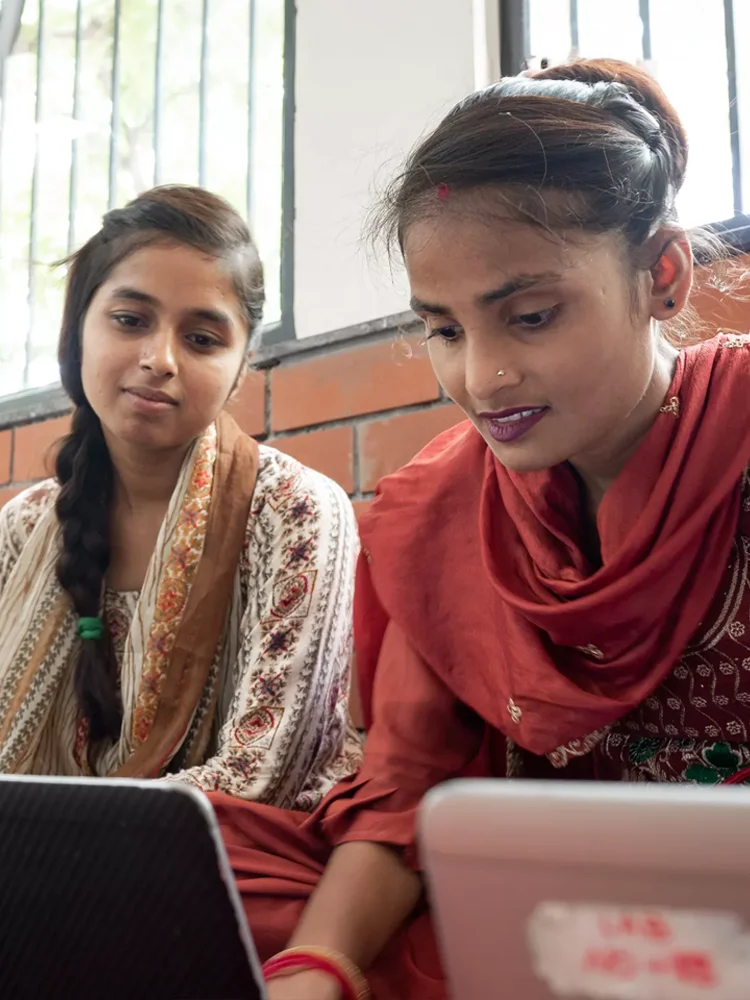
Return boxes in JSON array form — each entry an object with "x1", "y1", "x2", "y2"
[
  {"x1": 427, "y1": 344, "x2": 465, "y2": 398},
  {"x1": 80, "y1": 329, "x2": 120, "y2": 400},
  {"x1": 182, "y1": 356, "x2": 243, "y2": 409},
  {"x1": 556, "y1": 321, "x2": 651, "y2": 415}
]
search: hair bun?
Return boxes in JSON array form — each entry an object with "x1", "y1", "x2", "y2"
[{"x1": 532, "y1": 58, "x2": 688, "y2": 191}]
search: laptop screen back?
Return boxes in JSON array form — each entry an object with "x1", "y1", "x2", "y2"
[
  {"x1": 419, "y1": 780, "x2": 750, "y2": 1000},
  {"x1": 0, "y1": 776, "x2": 265, "y2": 1000}
]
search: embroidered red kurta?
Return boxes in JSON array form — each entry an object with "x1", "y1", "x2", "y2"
[{"x1": 213, "y1": 334, "x2": 750, "y2": 1000}]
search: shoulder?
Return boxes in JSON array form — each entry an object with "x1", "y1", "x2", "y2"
[
  {"x1": 692, "y1": 331, "x2": 750, "y2": 368},
  {"x1": 249, "y1": 444, "x2": 355, "y2": 535},
  {"x1": 0, "y1": 479, "x2": 59, "y2": 543},
  {"x1": 716, "y1": 332, "x2": 750, "y2": 349}
]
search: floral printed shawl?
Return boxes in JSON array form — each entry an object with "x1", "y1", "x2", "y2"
[{"x1": 0, "y1": 412, "x2": 258, "y2": 777}]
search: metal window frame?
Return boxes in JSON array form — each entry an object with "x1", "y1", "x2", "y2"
[
  {"x1": 0, "y1": 0, "x2": 297, "y2": 427},
  {"x1": 724, "y1": 0, "x2": 742, "y2": 217},
  {"x1": 499, "y1": 0, "x2": 528, "y2": 75},
  {"x1": 261, "y1": 0, "x2": 296, "y2": 347},
  {"x1": 498, "y1": 0, "x2": 750, "y2": 256}
]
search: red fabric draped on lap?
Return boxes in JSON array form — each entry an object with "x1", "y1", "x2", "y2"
[
  {"x1": 209, "y1": 792, "x2": 448, "y2": 1000},
  {"x1": 355, "y1": 336, "x2": 750, "y2": 754}
]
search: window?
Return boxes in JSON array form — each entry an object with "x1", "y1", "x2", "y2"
[
  {"x1": 505, "y1": 0, "x2": 748, "y2": 235},
  {"x1": 0, "y1": 0, "x2": 290, "y2": 398}
]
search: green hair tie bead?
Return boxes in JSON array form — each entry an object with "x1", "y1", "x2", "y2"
[{"x1": 78, "y1": 616, "x2": 103, "y2": 641}]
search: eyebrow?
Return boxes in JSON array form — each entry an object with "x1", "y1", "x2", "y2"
[
  {"x1": 108, "y1": 285, "x2": 232, "y2": 327},
  {"x1": 409, "y1": 271, "x2": 562, "y2": 315}
]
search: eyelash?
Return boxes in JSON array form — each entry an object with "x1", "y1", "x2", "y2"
[
  {"x1": 426, "y1": 306, "x2": 560, "y2": 344},
  {"x1": 111, "y1": 313, "x2": 221, "y2": 349},
  {"x1": 187, "y1": 332, "x2": 221, "y2": 349},
  {"x1": 112, "y1": 312, "x2": 144, "y2": 329}
]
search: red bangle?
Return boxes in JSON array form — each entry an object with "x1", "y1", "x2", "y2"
[{"x1": 262, "y1": 948, "x2": 369, "y2": 1000}]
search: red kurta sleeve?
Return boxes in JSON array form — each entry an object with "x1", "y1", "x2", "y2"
[{"x1": 320, "y1": 619, "x2": 486, "y2": 868}]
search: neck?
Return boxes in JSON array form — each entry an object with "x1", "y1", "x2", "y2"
[
  {"x1": 570, "y1": 340, "x2": 679, "y2": 515},
  {"x1": 105, "y1": 434, "x2": 190, "y2": 510}
]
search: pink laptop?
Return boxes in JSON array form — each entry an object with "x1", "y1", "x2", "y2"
[{"x1": 419, "y1": 779, "x2": 750, "y2": 999}]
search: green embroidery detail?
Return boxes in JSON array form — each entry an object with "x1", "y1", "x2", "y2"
[
  {"x1": 684, "y1": 764, "x2": 724, "y2": 785},
  {"x1": 704, "y1": 743, "x2": 740, "y2": 771},
  {"x1": 628, "y1": 737, "x2": 662, "y2": 764},
  {"x1": 685, "y1": 742, "x2": 744, "y2": 785}
]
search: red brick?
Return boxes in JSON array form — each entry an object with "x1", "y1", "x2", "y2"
[
  {"x1": 358, "y1": 405, "x2": 464, "y2": 492},
  {"x1": 270, "y1": 334, "x2": 439, "y2": 432},
  {"x1": 269, "y1": 426, "x2": 354, "y2": 494},
  {"x1": 13, "y1": 415, "x2": 71, "y2": 482},
  {"x1": 352, "y1": 499, "x2": 373, "y2": 521},
  {"x1": 0, "y1": 431, "x2": 11, "y2": 486},
  {"x1": 0, "y1": 486, "x2": 21, "y2": 509},
  {"x1": 225, "y1": 369, "x2": 266, "y2": 438}
]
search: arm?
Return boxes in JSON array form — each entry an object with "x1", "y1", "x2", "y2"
[
  {"x1": 169, "y1": 456, "x2": 360, "y2": 803},
  {"x1": 267, "y1": 621, "x2": 485, "y2": 998},
  {"x1": 290, "y1": 840, "x2": 421, "y2": 961},
  {"x1": 266, "y1": 842, "x2": 421, "y2": 1000}
]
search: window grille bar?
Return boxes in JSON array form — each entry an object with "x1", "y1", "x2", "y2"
[
  {"x1": 501, "y1": 0, "x2": 529, "y2": 75},
  {"x1": 107, "y1": 0, "x2": 122, "y2": 211},
  {"x1": 569, "y1": 0, "x2": 579, "y2": 53},
  {"x1": 153, "y1": 0, "x2": 165, "y2": 186},
  {"x1": 0, "y1": 53, "x2": 7, "y2": 246},
  {"x1": 0, "y1": 0, "x2": 25, "y2": 249},
  {"x1": 246, "y1": 0, "x2": 256, "y2": 221},
  {"x1": 723, "y1": 0, "x2": 743, "y2": 215},
  {"x1": 67, "y1": 0, "x2": 83, "y2": 252},
  {"x1": 639, "y1": 0, "x2": 652, "y2": 61},
  {"x1": 26, "y1": 0, "x2": 45, "y2": 389},
  {"x1": 198, "y1": 0, "x2": 209, "y2": 187}
]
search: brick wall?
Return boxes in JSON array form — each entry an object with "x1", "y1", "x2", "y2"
[
  {"x1": 1, "y1": 258, "x2": 749, "y2": 511},
  {"x1": 0, "y1": 330, "x2": 464, "y2": 516}
]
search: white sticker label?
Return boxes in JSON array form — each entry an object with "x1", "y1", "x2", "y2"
[{"x1": 527, "y1": 903, "x2": 750, "y2": 999}]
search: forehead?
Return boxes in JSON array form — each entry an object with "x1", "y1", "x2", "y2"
[
  {"x1": 97, "y1": 243, "x2": 242, "y2": 316},
  {"x1": 403, "y1": 195, "x2": 622, "y2": 303}
]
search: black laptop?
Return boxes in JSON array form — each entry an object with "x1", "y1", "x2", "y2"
[{"x1": 0, "y1": 776, "x2": 266, "y2": 999}]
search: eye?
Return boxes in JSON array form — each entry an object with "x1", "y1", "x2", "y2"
[
  {"x1": 509, "y1": 306, "x2": 559, "y2": 330},
  {"x1": 187, "y1": 331, "x2": 221, "y2": 349},
  {"x1": 426, "y1": 324, "x2": 462, "y2": 345},
  {"x1": 112, "y1": 312, "x2": 146, "y2": 329}
]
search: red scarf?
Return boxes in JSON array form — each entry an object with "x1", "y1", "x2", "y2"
[{"x1": 355, "y1": 335, "x2": 750, "y2": 755}]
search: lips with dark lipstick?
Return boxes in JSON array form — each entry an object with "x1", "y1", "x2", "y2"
[{"x1": 479, "y1": 406, "x2": 549, "y2": 444}]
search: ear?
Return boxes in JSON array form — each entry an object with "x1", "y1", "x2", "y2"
[{"x1": 647, "y1": 228, "x2": 693, "y2": 321}]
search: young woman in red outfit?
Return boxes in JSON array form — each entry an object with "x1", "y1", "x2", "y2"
[{"x1": 216, "y1": 59, "x2": 750, "y2": 1000}]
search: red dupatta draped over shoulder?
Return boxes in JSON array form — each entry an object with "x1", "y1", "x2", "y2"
[{"x1": 355, "y1": 335, "x2": 750, "y2": 756}]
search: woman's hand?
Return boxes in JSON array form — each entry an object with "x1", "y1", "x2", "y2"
[{"x1": 265, "y1": 969, "x2": 342, "y2": 1000}]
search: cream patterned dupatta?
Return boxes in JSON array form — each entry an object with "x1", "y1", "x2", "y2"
[{"x1": 0, "y1": 413, "x2": 258, "y2": 777}]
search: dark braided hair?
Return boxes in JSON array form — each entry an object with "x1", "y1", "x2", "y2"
[{"x1": 55, "y1": 185, "x2": 264, "y2": 742}]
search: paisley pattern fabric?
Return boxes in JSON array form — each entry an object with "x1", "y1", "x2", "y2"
[{"x1": 0, "y1": 438, "x2": 362, "y2": 808}]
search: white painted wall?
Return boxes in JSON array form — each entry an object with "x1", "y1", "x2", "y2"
[{"x1": 294, "y1": 0, "x2": 498, "y2": 339}]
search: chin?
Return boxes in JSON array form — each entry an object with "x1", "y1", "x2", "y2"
[
  {"x1": 106, "y1": 418, "x2": 186, "y2": 454},
  {"x1": 484, "y1": 436, "x2": 565, "y2": 474}
]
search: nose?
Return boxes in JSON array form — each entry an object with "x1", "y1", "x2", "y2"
[
  {"x1": 463, "y1": 336, "x2": 520, "y2": 404},
  {"x1": 140, "y1": 325, "x2": 177, "y2": 379}
]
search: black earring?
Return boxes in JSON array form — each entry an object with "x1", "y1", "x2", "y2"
[{"x1": 664, "y1": 298, "x2": 676, "y2": 309}]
